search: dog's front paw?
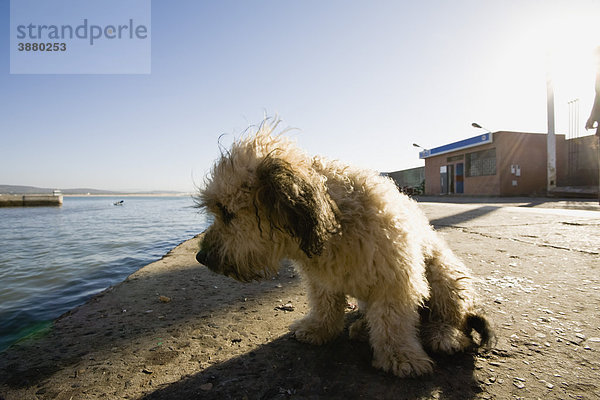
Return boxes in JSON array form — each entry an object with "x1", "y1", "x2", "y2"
[
  {"x1": 290, "y1": 316, "x2": 342, "y2": 345},
  {"x1": 372, "y1": 347, "x2": 434, "y2": 377}
]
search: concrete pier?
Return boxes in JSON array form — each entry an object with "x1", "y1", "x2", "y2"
[
  {"x1": 0, "y1": 200, "x2": 598, "y2": 400},
  {"x1": 0, "y1": 194, "x2": 63, "y2": 207}
]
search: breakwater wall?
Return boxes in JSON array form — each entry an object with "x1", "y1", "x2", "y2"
[{"x1": 0, "y1": 194, "x2": 63, "y2": 207}]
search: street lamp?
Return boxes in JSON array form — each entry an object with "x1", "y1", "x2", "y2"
[
  {"x1": 413, "y1": 143, "x2": 430, "y2": 159},
  {"x1": 471, "y1": 122, "x2": 492, "y2": 133}
]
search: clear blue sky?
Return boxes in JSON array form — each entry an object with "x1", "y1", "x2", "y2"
[{"x1": 1, "y1": 0, "x2": 599, "y2": 192}]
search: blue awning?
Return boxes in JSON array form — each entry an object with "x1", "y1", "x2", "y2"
[{"x1": 419, "y1": 133, "x2": 493, "y2": 159}]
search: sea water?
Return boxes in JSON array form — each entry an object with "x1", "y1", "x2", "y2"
[{"x1": 0, "y1": 196, "x2": 208, "y2": 351}]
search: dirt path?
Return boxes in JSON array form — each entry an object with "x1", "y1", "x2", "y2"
[{"x1": 1, "y1": 203, "x2": 599, "y2": 400}]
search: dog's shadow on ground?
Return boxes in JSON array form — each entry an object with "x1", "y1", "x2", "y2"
[{"x1": 142, "y1": 314, "x2": 483, "y2": 400}]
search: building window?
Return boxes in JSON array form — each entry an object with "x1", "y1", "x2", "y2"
[{"x1": 466, "y1": 148, "x2": 496, "y2": 177}]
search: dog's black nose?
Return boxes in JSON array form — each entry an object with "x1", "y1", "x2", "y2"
[{"x1": 196, "y1": 250, "x2": 207, "y2": 265}]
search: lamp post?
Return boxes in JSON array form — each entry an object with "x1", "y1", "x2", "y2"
[
  {"x1": 471, "y1": 122, "x2": 492, "y2": 133},
  {"x1": 413, "y1": 143, "x2": 429, "y2": 158}
]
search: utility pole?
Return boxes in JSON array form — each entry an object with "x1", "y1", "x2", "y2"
[
  {"x1": 584, "y1": 46, "x2": 600, "y2": 205},
  {"x1": 547, "y1": 68, "x2": 557, "y2": 194}
]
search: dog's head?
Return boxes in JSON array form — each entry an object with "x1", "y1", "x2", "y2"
[{"x1": 195, "y1": 120, "x2": 340, "y2": 282}]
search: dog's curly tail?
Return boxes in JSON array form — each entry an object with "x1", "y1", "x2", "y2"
[{"x1": 464, "y1": 313, "x2": 495, "y2": 349}]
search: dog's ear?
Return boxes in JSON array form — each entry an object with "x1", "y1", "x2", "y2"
[{"x1": 256, "y1": 157, "x2": 339, "y2": 257}]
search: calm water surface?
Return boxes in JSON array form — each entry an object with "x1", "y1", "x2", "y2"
[{"x1": 0, "y1": 196, "x2": 208, "y2": 351}]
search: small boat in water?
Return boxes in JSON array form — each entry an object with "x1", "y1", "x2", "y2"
[{"x1": 113, "y1": 200, "x2": 124, "y2": 206}]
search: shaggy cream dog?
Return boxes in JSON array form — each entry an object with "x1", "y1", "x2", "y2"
[{"x1": 195, "y1": 119, "x2": 492, "y2": 377}]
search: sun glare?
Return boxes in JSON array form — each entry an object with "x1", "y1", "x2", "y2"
[
  {"x1": 477, "y1": 2, "x2": 600, "y2": 135},
  {"x1": 512, "y1": 3, "x2": 600, "y2": 135}
]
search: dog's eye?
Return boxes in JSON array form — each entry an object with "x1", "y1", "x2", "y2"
[{"x1": 217, "y1": 202, "x2": 235, "y2": 224}]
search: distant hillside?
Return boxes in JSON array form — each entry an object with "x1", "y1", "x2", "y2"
[
  {"x1": 0, "y1": 185, "x2": 182, "y2": 196},
  {"x1": 0, "y1": 185, "x2": 117, "y2": 194}
]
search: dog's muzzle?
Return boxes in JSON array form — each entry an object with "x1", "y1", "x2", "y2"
[
  {"x1": 195, "y1": 245, "x2": 264, "y2": 283},
  {"x1": 196, "y1": 231, "x2": 218, "y2": 268},
  {"x1": 196, "y1": 249, "x2": 208, "y2": 265},
  {"x1": 195, "y1": 246, "x2": 227, "y2": 276}
]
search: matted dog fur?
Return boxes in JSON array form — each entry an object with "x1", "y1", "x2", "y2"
[{"x1": 195, "y1": 119, "x2": 493, "y2": 377}]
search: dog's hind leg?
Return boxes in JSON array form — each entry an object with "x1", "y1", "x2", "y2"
[
  {"x1": 290, "y1": 280, "x2": 346, "y2": 345},
  {"x1": 366, "y1": 298, "x2": 434, "y2": 377}
]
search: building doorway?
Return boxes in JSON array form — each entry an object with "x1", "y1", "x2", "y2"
[
  {"x1": 447, "y1": 164, "x2": 455, "y2": 193},
  {"x1": 456, "y1": 162, "x2": 464, "y2": 194},
  {"x1": 440, "y1": 166, "x2": 448, "y2": 194},
  {"x1": 441, "y1": 163, "x2": 463, "y2": 194},
  {"x1": 440, "y1": 164, "x2": 456, "y2": 194}
]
